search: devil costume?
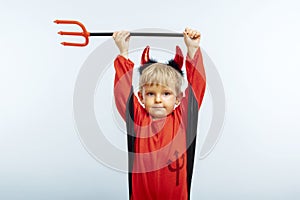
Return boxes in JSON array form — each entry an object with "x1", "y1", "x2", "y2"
[{"x1": 113, "y1": 46, "x2": 206, "y2": 200}]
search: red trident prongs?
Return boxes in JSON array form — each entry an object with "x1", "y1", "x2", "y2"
[
  {"x1": 54, "y1": 20, "x2": 90, "y2": 47},
  {"x1": 54, "y1": 19, "x2": 183, "y2": 47}
]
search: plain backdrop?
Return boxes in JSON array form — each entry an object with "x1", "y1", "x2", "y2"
[{"x1": 1, "y1": 0, "x2": 300, "y2": 199}]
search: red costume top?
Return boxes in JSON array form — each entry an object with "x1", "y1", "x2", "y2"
[{"x1": 114, "y1": 47, "x2": 206, "y2": 200}]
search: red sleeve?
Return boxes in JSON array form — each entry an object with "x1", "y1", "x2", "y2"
[
  {"x1": 181, "y1": 47, "x2": 206, "y2": 110},
  {"x1": 114, "y1": 55, "x2": 135, "y2": 120}
]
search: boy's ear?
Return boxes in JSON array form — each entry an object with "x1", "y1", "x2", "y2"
[
  {"x1": 175, "y1": 92, "x2": 183, "y2": 105},
  {"x1": 138, "y1": 91, "x2": 144, "y2": 104}
]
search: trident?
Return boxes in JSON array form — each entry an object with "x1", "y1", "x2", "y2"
[
  {"x1": 54, "y1": 19, "x2": 183, "y2": 47},
  {"x1": 167, "y1": 150, "x2": 185, "y2": 186}
]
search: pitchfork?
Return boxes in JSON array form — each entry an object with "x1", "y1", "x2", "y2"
[{"x1": 54, "y1": 20, "x2": 183, "y2": 47}]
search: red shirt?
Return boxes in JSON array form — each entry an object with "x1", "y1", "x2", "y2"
[{"x1": 114, "y1": 48, "x2": 206, "y2": 200}]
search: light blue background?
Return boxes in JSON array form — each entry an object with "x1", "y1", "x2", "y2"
[{"x1": 1, "y1": 0, "x2": 300, "y2": 199}]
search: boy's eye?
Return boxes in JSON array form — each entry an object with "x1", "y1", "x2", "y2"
[
  {"x1": 163, "y1": 92, "x2": 172, "y2": 96},
  {"x1": 146, "y1": 92, "x2": 154, "y2": 96}
]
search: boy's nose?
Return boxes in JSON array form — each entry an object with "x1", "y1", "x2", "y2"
[{"x1": 155, "y1": 95, "x2": 162, "y2": 103}]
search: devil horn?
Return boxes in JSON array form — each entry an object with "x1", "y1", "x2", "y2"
[
  {"x1": 174, "y1": 46, "x2": 184, "y2": 69},
  {"x1": 141, "y1": 46, "x2": 150, "y2": 65}
]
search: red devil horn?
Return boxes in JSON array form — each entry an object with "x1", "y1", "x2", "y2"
[
  {"x1": 174, "y1": 46, "x2": 184, "y2": 69},
  {"x1": 141, "y1": 46, "x2": 150, "y2": 65}
]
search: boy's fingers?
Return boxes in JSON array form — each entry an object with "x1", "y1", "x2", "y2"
[
  {"x1": 124, "y1": 31, "x2": 130, "y2": 38},
  {"x1": 184, "y1": 27, "x2": 191, "y2": 33},
  {"x1": 192, "y1": 31, "x2": 200, "y2": 39},
  {"x1": 112, "y1": 31, "x2": 130, "y2": 42},
  {"x1": 190, "y1": 31, "x2": 195, "y2": 38},
  {"x1": 113, "y1": 31, "x2": 122, "y2": 40},
  {"x1": 118, "y1": 31, "x2": 129, "y2": 39},
  {"x1": 113, "y1": 32, "x2": 119, "y2": 40},
  {"x1": 185, "y1": 29, "x2": 201, "y2": 39}
]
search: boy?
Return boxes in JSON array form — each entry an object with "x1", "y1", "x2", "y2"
[{"x1": 113, "y1": 28, "x2": 206, "y2": 200}]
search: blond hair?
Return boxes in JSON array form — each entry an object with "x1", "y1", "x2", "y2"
[{"x1": 139, "y1": 63, "x2": 183, "y2": 95}]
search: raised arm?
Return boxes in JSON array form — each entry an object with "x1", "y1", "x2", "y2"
[
  {"x1": 182, "y1": 28, "x2": 206, "y2": 109},
  {"x1": 113, "y1": 31, "x2": 134, "y2": 120}
]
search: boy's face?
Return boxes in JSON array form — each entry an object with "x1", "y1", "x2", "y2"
[{"x1": 138, "y1": 84, "x2": 182, "y2": 120}]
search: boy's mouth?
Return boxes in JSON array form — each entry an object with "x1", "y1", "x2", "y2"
[{"x1": 151, "y1": 106, "x2": 164, "y2": 108}]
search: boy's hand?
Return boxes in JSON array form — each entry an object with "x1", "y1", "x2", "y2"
[
  {"x1": 183, "y1": 28, "x2": 201, "y2": 59},
  {"x1": 112, "y1": 31, "x2": 130, "y2": 59}
]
